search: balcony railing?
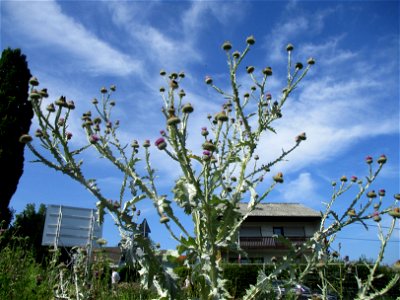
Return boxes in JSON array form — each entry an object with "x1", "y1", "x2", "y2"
[{"x1": 239, "y1": 236, "x2": 309, "y2": 249}]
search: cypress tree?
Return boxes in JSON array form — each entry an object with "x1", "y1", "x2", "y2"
[{"x1": 0, "y1": 48, "x2": 33, "y2": 228}]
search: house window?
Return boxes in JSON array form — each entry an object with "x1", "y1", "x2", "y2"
[{"x1": 273, "y1": 227, "x2": 284, "y2": 236}]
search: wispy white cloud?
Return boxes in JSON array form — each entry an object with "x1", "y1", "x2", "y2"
[
  {"x1": 280, "y1": 172, "x2": 318, "y2": 203},
  {"x1": 3, "y1": 0, "x2": 142, "y2": 76},
  {"x1": 264, "y1": 5, "x2": 338, "y2": 63},
  {"x1": 182, "y1": 1, "x2": 247, "y2": 33}
]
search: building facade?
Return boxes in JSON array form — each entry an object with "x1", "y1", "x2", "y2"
[{"x1": 231, "y1": 203, "x2": 321, "y2": 263}]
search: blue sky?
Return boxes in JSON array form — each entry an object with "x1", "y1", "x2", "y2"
[{"x1": 2, "y1": 0, "x2": 399, "y2": 264}]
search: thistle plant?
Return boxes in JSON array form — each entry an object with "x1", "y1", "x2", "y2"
[{"x1": 22, "y1": 36, "x2": 399, "y2": 299}]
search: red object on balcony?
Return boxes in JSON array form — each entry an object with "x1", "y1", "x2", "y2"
[{"x1": 239, "y1": 237, "x2": 308, "y2": 249}]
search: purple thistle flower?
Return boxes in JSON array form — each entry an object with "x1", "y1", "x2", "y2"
[
  {"x1": 155, "y1": 137, "x2": 167, "y2": 150},
  {"x1": 89, "y1": 134, "x2": 100, "y2": 144},
  {"x1": 143, "y1": 140, "x2": 151, "y2": 148},
  {"x1": 201, "y1": 127, "x2": 209, "y2": 136},
  {"x1": 203, "y1": 150, "x2": 211, "y2": 156},
  {"x1": 66, "y1": 132, "x2": 73, "y2": 140}
]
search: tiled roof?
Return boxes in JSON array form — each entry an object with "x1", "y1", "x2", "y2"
[{"x1": 237, "y1": 203, "x2": 321, "y2": 217}]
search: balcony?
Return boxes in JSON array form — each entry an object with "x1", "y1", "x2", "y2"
[{"x1": 239, "y1": 236, "x2": 308, "y2": 249}]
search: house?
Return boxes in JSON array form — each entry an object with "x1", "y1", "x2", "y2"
[{"x1": 230, "y1": 203, "x2": 321, "y2": 263}]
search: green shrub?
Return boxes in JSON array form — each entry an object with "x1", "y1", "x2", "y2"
[{"x1": 0, "y1": 238, "x2": 52, "y2": 299}]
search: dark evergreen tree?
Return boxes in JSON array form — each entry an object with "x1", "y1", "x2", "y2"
[
  {"x1": 0, "y1": 48, "x2": 33, "y2": 228},
  {"x1": 12, "y1": 203, "x2": 47, "y2": 262}
]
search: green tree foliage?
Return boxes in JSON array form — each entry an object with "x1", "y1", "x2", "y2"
[
  {"x1": 0, "y1": 48, "x2": 33, "y2": 228},
  {"x1": 11, "y1": 203, "x2": 47, "y2": 262}
]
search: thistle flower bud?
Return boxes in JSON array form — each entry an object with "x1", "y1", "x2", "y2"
[
  {"x1": 40, "y1": 88, "x2": 48, "y2": 98},
  {"x1": 169, "y1": 72, "x2": 178, "y2": 80},
  {"x1": 19, "y1": 134, "x2": 32, "y2": 144},
  {"x1": 67, "y1": 100, "x2": 75, "y2": 110},
  {"x1": 83, "y1": 120, "x2": 93, "y2": 127},
  {"x1": 254, "y1": 155, "x2": 259, "y2": 160},
  {"x1": 394, "y1": 194, "x2": 400, "y2": 200},
  {"x1": 340, "y1": 176, "x2": 347, "y2": 182},
  {"x1": 307, "y1": 57, "x2": 315, "y2": 65},
  {"x1": 202, "y1": 140, "x2": 216, "y2": 152},
  {"x1": 232, "y1": 51, "x2": 241, "y2": 59},
  {"x1": 266, "y1": 93, "x2": 272, "y2": 100},
  {"x1": 159, "y1": 87, "x2": 166, "y2": 93},
  {"x1": 295, "y1": 132, "x2": 307, "y2": 143},
  {"x1": 251, "y1": 86, "x2": 256, "y2": 91},
  {"x1": 100, "y1": 87, "x2": 107, "y2": 94},
  {"x1": 29, "y1": 76, "x2": 39, "y2": 86},
  {"x1": 365, "y1": 155, "x2": 373, "y2": 164},
  {"x1": 143, "y1": 140, "x2": 151, "y2": 148},
  {"x1": 216, "y1": 111, "x2": 229, "y2": 122},
  {"x1": 378, "y1": 189, "x2": 385, "y2": 197},
  {"x1": 202, "y1": 150, "x2": 211, "y2": 161},
  {"x1": 178, "y1": 72, "x2": 185, "y2": 78},
  {"x1": 222, "y1": 41, "x2": 232, "y2": 51},
  {"x1": 205, "y1": 76, "x2": 213, "y2": 85},
  {"x1": 55, "y1": 96, "x2": 67, "y2": 107},
  {"x1": 179, "y1": 89, "x2": 186, "y2": 98},
  {"x1": 351, "y1": 176, "x2": 358, "y2": 182},
  {"x1": 273, "y1": 172, "x2": 284, "y2": 183},
  {"x1": 29, "y1": 90, "x2": 41, "y2": 100},
  {"x1": 92, "y1": 98, "x2": 98, "y2": 105},
  {"x1": 57, "y1": 118, "x2": 65, "y2": 126},
  {"x1": 131, "y1": 140, "x2": 139, "y2": 148},
  {"x1": 89, "y1": 134, "x2": 100, "y2": 144},
  {"x1": 286, "y1": 44, "x2": 294, "y2": 52},
  {"x1": 367, "y1": 190, "x2": 377, "y2": 198},
  {"x1": 377, "y1": 154, "x2": 387, "y2": 164},
  {"x1": 262, "y1": 67, "x2": 273, "y2": 76},
  {"x1": 295, "y1": 62, "x2": 303, "y2": 70},
  {"x1": 160, "y1": 69, "x2": 166, "y2": 76},
  {"x1": 110, "y1": 85, "x2": 116, "y2": 92},
  {"x1": 46, "y1": 103, "x2": 56, "y2": 112},
  {"x1": 372, "y1": 211, "x2": 381, "y2": 222},
  {"x1": 243, "y1": 92, "x2": 250, "y2": 98},
  {"x1": 201, "y1": 127, "x2": 209, "y2": 137},
  {"x1": 347, "y1": 209, "x2": 356, "y2": 217},
  {"x1": 167, "y1": 116, "x2": 181, "y2": 126},
  {"x1": 110, "y1": 101, "x2": 116, "y2": 106},
  {"x1": 388, "y1": 207, "x2": 400, "y2": 218},
  {"x1": 170, "y1": 80, "x2": 179, "y2": 90},
  {"x1": 66, "y1": 132, "x2": 73, "y2": 140},
  {"x1": 182, "y1": 103, "x2": 194, "y2": 114},
  {"x1": 246, "y1": 35, "x2": 255, "y2": 45},
  {"x1": 160, "y1": 215, "x2": 170, "y2": 223},
  {"x1": 35, "y1": 129, "x2": 43, "y2": 137},
  {"x1": 246, "y1": 66, "x2": 255, "y2": 74},
  {"x1": 155, "y1": 137, "x2": 167, "y2": 150}
]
